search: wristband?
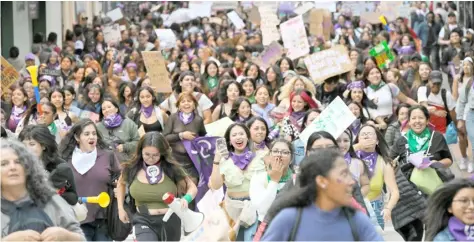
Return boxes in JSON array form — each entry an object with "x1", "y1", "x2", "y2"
[{"x1": 183, "y1": 194, "x2": 193, "y2": 204}]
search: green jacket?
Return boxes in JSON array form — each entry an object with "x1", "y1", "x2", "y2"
[{"x1": 96, "y1": 117, "x2": 140, "y2": 162}]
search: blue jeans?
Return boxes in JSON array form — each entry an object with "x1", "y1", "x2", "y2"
[
  {"x1": 80, "y1": 219, "x2": 111, "y2": 241},
  {"x1": 370, "y1": 199, "x2": 385, "y2": 230},
  {"x1": 237, "y1": 220, "x2": 258, "y2": 241},
  {"x1": 466, "y1": 110, "x2": 474, "y2": 161}
]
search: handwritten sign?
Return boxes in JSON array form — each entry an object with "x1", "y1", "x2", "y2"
[
  {"x1": 280, "y1": 15, "x2": 310, "y2": 60},
  {"x1": 299, "y1": 97, "x2": 356, "y2": 147},
  {"x1": 141, "y1": 51, "x2": 172, "y2": 93},
  {"x1": 259, "y1": 6, "x2": 281, "y2": 46},
  {"x1": 205, "y1": 117, "x2": 234, "y2": 137},
  {"x1": 227, "y1": 11, "x2": 245, "y2": 30},
  {"x1": 304, "y1": 45, "x2": 354, "y2": 84},
  {"x1": 309, "y1": 9, "x2": 332, "y2": 41},
  {"x1": 103, "y1": 24, "x2": 122, "y2": 44},
  {"x1": 154, "y1": 29, "x2": 177, "y2": 50},
  {"x1": 253, "y1": 41, "x2": 284, "y2": 71},
  {"x1": 79, "y1": 110, "x2": 100, "y2": 123},
  {"x1": 1, "y1": 57, "x2": 19, "y2": 93},
  {"x1": 39, "y1": 68, "x2": 61, "y2": 77}
]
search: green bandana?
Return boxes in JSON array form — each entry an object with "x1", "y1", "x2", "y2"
[
  {"x1": 407, "y1": 128, "x2": 431, "y2": 153},
  {"x1": 48, "y1": 122, "x2": 58, "y2": 136},
  {"x1": 267, "y1": 169, "x2": 293, "y2": 193},
  {"x1": 247, "y1": 95, "x2": 256, "y2": 104},
  {"x1": 208, "y1": 77, "x2": 218, "y2": 90},
  {"x1": 369, "y1": 81, "x2": 386, "y2": 91}
]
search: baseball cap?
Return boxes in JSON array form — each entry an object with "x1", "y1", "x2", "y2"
[
  {"x1": 410, "y1": 53, "x2": 422, "y2": 62},
  {"x1": 25, "y1": 53, "x2": 36, "y2": 61},
  {"x1": 429, "y1": 70, "x2": 443, "y2": 84},
  {"x1": 75, "y1": 40, "x2": 84, "y2": 50}
]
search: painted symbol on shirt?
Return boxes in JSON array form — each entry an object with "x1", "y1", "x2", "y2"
[{"x1": 146, "y1": 165, "x2": 159, "y2": 183}]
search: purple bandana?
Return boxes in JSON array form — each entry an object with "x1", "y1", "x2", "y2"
[
  {"x1": 8, "y1": 106, "x2": 26, "y2": 131},
  {"x1": 179, "y1": 111, "x2": 195, "y2": 125},
  {"x1": 141, "y1": 105, "x2": 154, "y2": 118},
  {"x1": 448, "y1": 216, "x2": 474, "y2": 241},
  {"x1": 230, "y1": 148, "x2": 255, "y2": 170},
  {"x1": 103, "y1": 113, "x2": 123, "y2": 129},
  {"x1": 143, "y1": 162, "x2": 163, "y2": 185},
  {"x1": 290, "y1": 111, "x2": 306, "y2": 122},
  {"x1": 344, "y1": 153, "x2": 352, "y2": 165},
  {"x1": 347, "y1": 80, "x2": 365, "y2": 90},
  {"x1": 255, "y1": 142, "x2": 266, "y2": 150},
  {"x1": 351, "y1": 119, "x2": 362, "y2": 137},
  {"x1": 237, "y1": 116, "x2": 250, "y2": 123},
  {"x1": 356, "y1": 150, "x2": 378, "y2": 178}
]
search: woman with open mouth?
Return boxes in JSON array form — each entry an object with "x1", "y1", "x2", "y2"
[
  {"x1": 59, "y1": 119, "x2": 121, "y2": 241},
  {"x1": 209, "y1": 123, "x2": 266, "y2": 241}
]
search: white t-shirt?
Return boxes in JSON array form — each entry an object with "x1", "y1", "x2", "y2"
[
  {"x1": 159, "y1": 92, "x2": 213, "y2": 117},
  {"x1": 417, "y1": 86, "x2": 456, "y2": 111},
  {"x1": 365, "y1": 83, "x2": 400, "y2": 119}
]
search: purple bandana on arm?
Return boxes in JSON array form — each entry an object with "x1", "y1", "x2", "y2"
[
  {"x1": 141, "y1": 105, "x2": 154, "y2": 118},
  {"x1": 103, "y1": 113, "x2": 124, "y2": 129},
  {"x1": 356, "y1": 150, "x2": 378, "y2": 178},
  {"x1": 448, "y1": 216, "x2": 474, "y2": 241},
  {"x1": 229, "y1": 148, "x2": 256, "y2": 170}
]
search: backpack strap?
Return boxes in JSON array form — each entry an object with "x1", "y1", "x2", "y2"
[
  {"x1": 440, "y1": 89, "x2": 452, "y2": 124},
  {"x1": 287, "y1": 207, "x2": 303, "y2": 242},
  {"x1": 342, "y1": 207, "x2": 359, "y2": 241}
]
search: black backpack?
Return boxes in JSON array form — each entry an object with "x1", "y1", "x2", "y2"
[{"x1": 1, "y1": 198, "x2": 54, "y2": 236}]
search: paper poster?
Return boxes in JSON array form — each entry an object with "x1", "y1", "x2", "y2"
[
  {"x1": 106, "y1": 8, "x2": 123, "y2": 22},
  {"x1": 103, "y1": 24, "x2": 122, "y2": 44},
  {"x1": 341, "y1": 2, "x2": 375, "y2": 15},
  {"x1": 254, "y1": 41, "x2": 284, "y2": 71},
  {"x1": 212, "y1": 2, "x2": 238, "y2": 12},
  {"x1": 304, "y1": 45, "x2": 354, "y2": 84},
  {"x1": 227, "y1": 11, "x2": 245, "y2": 30},
  {"x1": 294, "y1": 2, "x2": 314, "y2": 15},
  {"x1": 315, "y1": 1, "x2": 337, "y2": 12},
  {"x1": 79, "y1": 110, "x2": 100, "y2": 123},
  {"x1": 189, "y1": 2, "x2": 212, "y2": 17},
  {"x1": 204, "y1": 117, "x2": 234, "y2": 137},
  {"x1": 39, "y1": 68, "x2": 61, "y2": 77},
  {"x1": 1, "y1": 57, "x2": 19, "y2": 93},
  {"x1": 280, "y1": 15, "x2": 310, "y2": 60},
  {"x1": 259, "y1": 6, "x2": 281, "y2": 46},
  {"x1": 154, "y1": 29, "x2": 177, "y2": 50},
  {"x1": 299, "y1": 97, "x2": 356, "y2": 147},
  {"x1": 141, "y1": 51, "x2": 172, "y2": 93}
]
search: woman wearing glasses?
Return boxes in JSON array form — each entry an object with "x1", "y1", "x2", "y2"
[
  {"x1": 249, "y1": 139, "x2": 294, "y2": 227},
  {"x1": 425, "y1": 179, "x2": 474, "y2": 241}
]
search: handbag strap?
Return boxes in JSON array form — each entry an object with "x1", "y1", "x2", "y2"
[
  {"x1": 343, "y1": 207, "x2": 359, "y2": 241},
  {"x1": 287, "y1": 207, "x2": 303, "y2": 242}
]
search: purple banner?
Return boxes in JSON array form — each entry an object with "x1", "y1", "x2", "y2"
[{"x1": 182, "y1": 136, "x2": 218, "y2": 205}]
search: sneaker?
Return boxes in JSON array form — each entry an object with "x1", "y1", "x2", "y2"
[
  {"x1": 468, "y1": 161, "x2": 474, "y2": 173},
  {"x1": 459, "y1": 157, "x2": 468, "y2": 170}
]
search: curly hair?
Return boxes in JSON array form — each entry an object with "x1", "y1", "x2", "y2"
[
  {"x1": 58, "y1": 119, "x2": 108, "y2": 160},
  {"x1": 278, "y1": 75, "x2": 316, "y2": 102},
  {"x1": 1, "y1": 139, "x2": 56, "y2": 205}
]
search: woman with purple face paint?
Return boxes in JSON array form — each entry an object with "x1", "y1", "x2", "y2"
[
  {"x1": 127, "y1": 86, "x2": 167, "y2": 133},
  {"x1": 354, "y1": 124, "x2": 399, "y2": 231}
]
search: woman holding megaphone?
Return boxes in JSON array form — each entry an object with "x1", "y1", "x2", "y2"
[{"x1": 116, "y1": 132, "x2": 197, "y2": 241}]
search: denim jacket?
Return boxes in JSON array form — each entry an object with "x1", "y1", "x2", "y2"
[{"x1": 433, "y1": 227, "x2": 456, "y2": 241}]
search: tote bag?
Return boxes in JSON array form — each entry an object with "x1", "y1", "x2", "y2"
[{"x1": 410, "y1": 167, "x2": 444, "y2": 195}]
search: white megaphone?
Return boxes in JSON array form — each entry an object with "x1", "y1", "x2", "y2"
[{"x1": 162, "y1": 192, "x2": 204, "y2": 235}]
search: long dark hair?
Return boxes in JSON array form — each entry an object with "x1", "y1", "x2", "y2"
[
  {"x1": 265, "y1": 65, "x2": 283, "y2": 95},
  {"x1": 301, "y1": 108, "x2": 321, "y2": 130},
  {"x1": 99, "y1": 98, "x2": 124, "y2": 121},
  {"x1": 22, "y1": 102, "x2": 57, "y2": 128},
  {"x1": 246, "y1": 116, "x2": 270, "y2": 145},
  {"x1": 121, "y1": 132, "x2": 188, "y2": 193},
  {"x1": 218, "y1": 80, "x2": 244, "y2": 104},
  {"x1": 306, "y1": 131, "x2": 338, "y2": 153},
  {"x1": 354, "y1": 124, "x2": 392, "y2": 165},
  {"x1": 229, "y1": 97, "x2": 253, "y2": 122},
  {"x1": 49, "y1": 87, "x2": 72, "y2": 126},
  {"x1": 118, "y1": 82, "x2": 137, "y2": 105},
  {"x1": 18, "y1": 125, "x2": 64, "y2": 172},
  {"x1": 425, "y1": 179, "x2": 474, "y2": 241},
  {"x1": 224, "y1": 123, "x2": 252, "y2": 152},
  {"x1": 58, "y1": 119, "x2": 108, "y2": 160},
  {"x1": 264, "y1": 149, "x2": 348, "y2": 223}
]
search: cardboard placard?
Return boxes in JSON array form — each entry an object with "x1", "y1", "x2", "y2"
[
  {"x1": 1, "y1": 57, "x2": 19, "y2": 93},
  {"x1": 259, "y1": 6, "x2": 280, "y2": 46},
  {"x1": 280, "y1": 15, "x2": 310, "y2": 60},
  {"x1": 103, "y1": 24, "x2": 122, "y2": 44},
  {"x1": 299, "y1": 96, "x2": 356, "y2": 147},
  {"x1": 154, "y1": 29, "x2": 177, "y2": 50},
  {"x1": 248, "y1": 6, "x2": 261, "y2": 25},
  {"x1": 79, "y1": 110, "x2": 100, "y2": 123},
  {"x1": 141, "y1": 51, "x2": 172, "y2": 93},
  {"x1": 204, "y1": 117, "x2": 234, "y2": 137},
  {"x1": 360, "y1": 12, "x2": 381, "y2": 25},
  {"x1": 304, "y1": 45, "x2": 354, "y2": 84},
  {"x1": 309, "y1": 9, "x2": 324, "y2": 37},
  {"x1": 39, "y1": 68, "x2": 61, "y2": 77},
  {"x1": 227, "y1": 11, "x2": 245, "y2": 30}
]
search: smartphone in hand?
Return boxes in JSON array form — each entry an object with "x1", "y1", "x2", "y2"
[{"x1": 216, "y1": 138, "x2": 229, "y2": 158}]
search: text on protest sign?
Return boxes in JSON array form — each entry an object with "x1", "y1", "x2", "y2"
[
  {"x1": 258, "y1": 6, "x2": 280, "y2": 46},
  {"x1": 253, "y1": 41, "x2": 284, "y2": 71},
  {"x1": 280, "y1": 15, "x2": 310, "y2": 60},
  {"x1": 304, "y1": 45, "x2": 354, "y2": 84},
  {"x1": 39, "y1": 68, "x2": 61, "y2": 77},
  {"x1": 141, "y1": 51, "x2": 172, "y2": 93},
  {"x1": 299, "y1": 96, "x2": 356, "y2": 147},
  {"x1": 1, "y1": 57, "x2": 19, "y2": 93}
]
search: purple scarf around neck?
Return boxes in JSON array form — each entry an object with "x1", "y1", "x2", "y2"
[
  {"x1": 179, "y1": 111, "x2": 195, "y2": 125},
  {"x1": 103, "y1": 113, "x2": 123, "y2": 129},
  {"x1": 356, "y1": 150, "x2": 378, "y2": 178},
  {"x1": 255, "y1": 142, "x2": 266, "y2": 150},
  {"x1": 290, "y1": 111, "x2": 306, "y2": 122},
  {"x1": 141, "y1": 105, "x2": 154, "y2": 118},
  {"x1": 448, "y1": 216, "x2": 474, "y2": 241},
  {"x1": 229, "y1": 147, "x2": 255, "y2": 170},
  {"x1": 344, "y1": 153, "x2": 352, "y2": 165},
  {"x1": 8, "y1": 106, "x2": 26, "y2": 131}
]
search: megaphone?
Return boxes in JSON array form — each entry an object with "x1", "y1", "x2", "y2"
[
  {"x1": 162, "y1": 192, "x2": 204, "y2": 235},
  {"x1": 78, "y1": 192, "x2": 110, "y2": 208}
]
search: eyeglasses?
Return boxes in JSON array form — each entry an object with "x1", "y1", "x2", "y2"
[
  {"x1": 271, "y1": 150, "x2": 291, "y2": 157},
  {"x1": 359, "y1": 132, "x2": 376, "y2": 138},
  {"x1": 453, "y1": 198, "x2": 474, "y2": 208}
]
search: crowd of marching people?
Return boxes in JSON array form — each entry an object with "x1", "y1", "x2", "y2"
[{"x1": 1, "y1": 1, "x2": 474, "y2": 241}]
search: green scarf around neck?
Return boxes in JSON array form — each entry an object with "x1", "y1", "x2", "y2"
[
  {"x1": 267, "y1": 168, "x2": 293, "y2": 192},
  {"x1": 48, "y1": 122, "x2": 58, "y2": 136},
  {"x1": 369, "y1": 81, "x2": 386, "y2": 91},
  {"x1": 208, "y1": 76, "x2": 218, "y2": 89},
  {"x1": 407, "y1": 127, "x2": 431, "y2": 153}
]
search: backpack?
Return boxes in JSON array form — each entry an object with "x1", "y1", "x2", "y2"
[
  {"x1": 1, "y1": 198, "x2": 54, "y2": 236},
  {"x1": 425, "y1": 87, "x2": 452, "y2": 124}
]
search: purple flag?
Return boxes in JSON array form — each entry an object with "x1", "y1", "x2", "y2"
[{"x1": 182, "y1": 136, "x2": 219, "y2": 205}]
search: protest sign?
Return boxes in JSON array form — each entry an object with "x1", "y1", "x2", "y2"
[
  {"x1": 299, "y1": 97, "x2": 356, "y2": 147},
  {"x1": 141, "y1": 51, "x2": 172, "y2": 93},
  {"x1": 341, "y1": 2, "x2": 375, "y2": 15},
  {"x1": 360, "y1": 12, "x2": 381, "y2": 25},
  {"x1": 259, "y1": 6, "x2": 280, "y2": 46},
  {"x1": 254, "y1": 41, "x2": 284, "y2": 71},
  {"x1": 280, "y1": 15, "x2": 310, "y2": 60},
  {"x1": 1, "y1": 57, "x2": 19, "y2": 93},
  {"x1": 227, "y1": 11, "x2": 245, "y2": 30},
  {"x1": 294, "y1": 2, "x2": 314, "y2": 15},
  {"x1": 209, "y1": 17, "x2": 223, "y2": 25},
  {"x1": 79, "y1": 110, "x2": 100, "y2": 123},
  {"x1": 212, "y1": 2, "x2": 238, "y2": 12},
  {"x1": 315, "y1": 1, "x2": 337, "y2": 12},
  {"x1": 205, "y1": 117, "x2": 234, "y2": 137},
  {"x1": 103, "y1": 24, "x2": 122, "y2": 44},
  {"x1": 248, "y1": 6, "x2": 261, "y2": 25},
  {"x1": 189, "y1": 1, "x2": 212, "y2": 17},
  {"x1": 154, "y1": 29, "x2": 177, "y2": 50},
  {"x1": 106, "y1": 8, "x2": 123, "y2": 22},
  {"x1": 309, "y1": 9, "x2": 323, "y2": 37},
  {"x1": 322, "y1": 10, "x2": 332, "y2": 41},
  {"x1": 39, "y1": 68, "x2": 61, "y2": 77},
  {"x1": 304, "y1": 45, "x2": 354, "y2": 84}
]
